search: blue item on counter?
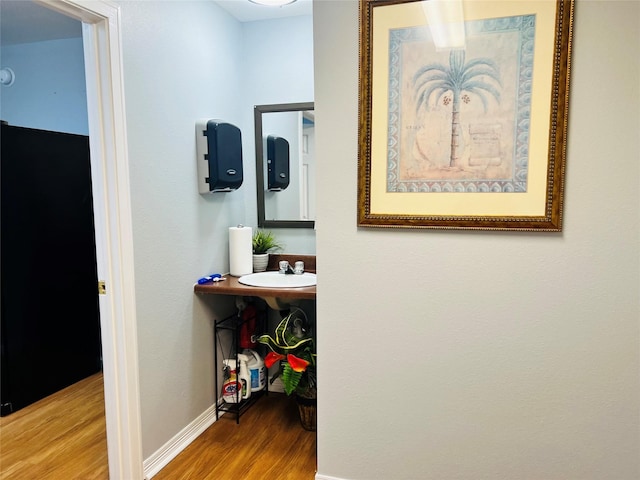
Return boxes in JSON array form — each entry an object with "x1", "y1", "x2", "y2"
[{"x1": 197, "y1": 273, "x2": 223, "y2": 284}]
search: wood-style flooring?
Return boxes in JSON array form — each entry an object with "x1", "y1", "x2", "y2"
[
  {"x1": 0, "y1": 374, "x2": 316, "y2": 480},
  {"x1": 0, "y1": 372, "x2": 108, "y2": 480},
  {"x1": 154, "y1": 393, "x2": 317, "y2": 480}
]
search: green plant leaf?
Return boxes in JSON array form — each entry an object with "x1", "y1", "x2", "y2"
[
  {"x1": 281, "y1": 362, "x2": 302, "y2": 395},
  {"x1": 252, "y1": 229, "x2": 283, "y2": 254}
]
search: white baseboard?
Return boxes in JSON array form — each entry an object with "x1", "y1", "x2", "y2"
[
  {"x1": 143, "y1": 403, "x2": 220, "y2": 479},
  {"x1": 315, "y1": 474, "x2": 348, "y2": 480}
]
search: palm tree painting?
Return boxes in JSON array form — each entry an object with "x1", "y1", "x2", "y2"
[
  {"x1": 413, "y1": 49, "x2": 501, "y2": 169},
  {"x1": 386, "y1": 13, "x2": 536, "y2": 193}
]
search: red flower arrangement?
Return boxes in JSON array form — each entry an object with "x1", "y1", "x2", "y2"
[{"x1": 258, "y1": 309, "x2": 316, "y2": 397}]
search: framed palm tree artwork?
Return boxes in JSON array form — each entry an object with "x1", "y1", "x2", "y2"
[{"x1": 357, "y1": 0, "x2": 574, "y2": 231}]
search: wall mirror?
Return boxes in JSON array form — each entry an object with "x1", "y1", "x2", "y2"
[{"x1": 255, "y1": 102, "x2": 315, "y2": 229}]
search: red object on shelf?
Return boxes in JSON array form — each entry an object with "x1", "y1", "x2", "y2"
[{"x1": 239, "y1": 304, "x2": 258, "y2": 349}]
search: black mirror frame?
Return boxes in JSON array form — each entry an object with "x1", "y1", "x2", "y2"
[{"x1": 254, "y1": 102, "x2": 315, "y2": 229}]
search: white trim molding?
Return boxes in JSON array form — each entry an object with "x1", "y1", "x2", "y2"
[{"x1": 143, "y1": 405, "x2": 219, "y2": 479}]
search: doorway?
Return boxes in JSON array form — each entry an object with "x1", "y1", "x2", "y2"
[
  {"x1": 0, "y1": 2, "x2": 101, "y2": 414},
  {"x1": 0, "y1": 0, "x2": 144, "y2": 477}
]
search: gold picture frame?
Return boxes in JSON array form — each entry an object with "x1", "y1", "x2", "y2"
[{"x1": 358, "y1": 0, "x2": 574, "y2": 231}]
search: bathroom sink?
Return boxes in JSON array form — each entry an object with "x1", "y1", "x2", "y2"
[{"x1": 238, "y1": 271, "x2": 317, "y2": 288}]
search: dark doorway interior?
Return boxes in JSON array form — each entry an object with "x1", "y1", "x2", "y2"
[{"x1": 1, "y1": 123, "x2": 102, "y2": 416}]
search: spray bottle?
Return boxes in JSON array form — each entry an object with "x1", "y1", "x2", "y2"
[
  {"x1": 237, "y1": 353, "x2": 252, "y2": 400},
  {"x1": 222, "y1": 359, "x2": 241, "y2": 403}
]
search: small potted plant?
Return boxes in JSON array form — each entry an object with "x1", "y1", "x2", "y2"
[
  {"x1": 258, "y1": 308, "x2": 316, "y2": 430},
  {"x1": 252, "y1": 229, "x2": 282, "y2": 272}
]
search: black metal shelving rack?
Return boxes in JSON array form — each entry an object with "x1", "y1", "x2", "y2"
[{"x1": 214, "y1": 307, "x2": 268, "y2": 424}]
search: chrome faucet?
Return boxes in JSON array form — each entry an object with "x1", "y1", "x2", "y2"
[{"x1": 279, "y1": 260, "x2": 304, "y2": 274}]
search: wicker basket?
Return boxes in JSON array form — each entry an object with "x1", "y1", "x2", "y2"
[{"x1": 295, "y1": 394, "x2": 317, "y2": 431}]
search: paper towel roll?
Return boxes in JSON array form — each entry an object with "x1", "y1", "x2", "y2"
[{"x1": 229, "y1": 225, "x2": 253, "y2": 276}]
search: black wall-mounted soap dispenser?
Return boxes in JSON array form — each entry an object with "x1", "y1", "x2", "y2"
[
  {"x1": 267, "y1": 135, "x2": 290, "y2": 191},
  {"x1": 196, "y1": 120, "x2": 243, "y2": 193}
]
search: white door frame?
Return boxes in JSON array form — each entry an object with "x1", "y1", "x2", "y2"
[{"x1": 36, "y1": 1, "x2": 143, "y2": 478}]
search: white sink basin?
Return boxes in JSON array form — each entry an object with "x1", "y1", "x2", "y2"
[{"x1": 238, "y1": 271, "x2": 317, "y2": 288}]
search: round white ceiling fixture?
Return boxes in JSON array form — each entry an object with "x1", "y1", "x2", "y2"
[{"x1": 249, "y1": 0, "x2": 297, "y2": 6}]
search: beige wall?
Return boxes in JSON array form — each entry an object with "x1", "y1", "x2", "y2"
[{"x1": 314, "y1": 1, "x2": 639, "y2": 479}]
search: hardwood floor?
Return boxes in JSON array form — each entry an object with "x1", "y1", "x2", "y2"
[
  {"x1": 154, "y1": 393, "x2": 317, "y2": 480},
  {"x1": 0, "y1": 372, "x2": 108, "y2": 480},
  {"x1": 0, "y1": 375, "x2": 316, "y2": 480}
]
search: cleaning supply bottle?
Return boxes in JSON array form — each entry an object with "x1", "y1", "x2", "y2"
[
  {"x1": 221, "y1": 359, "x2": 241, "y2": 403},
  {"x1": 243, "y1": 349, "x2": 266, "y2": 393},
  {"x1": 237, "y1": 353, "x2": 252, "y2": 400}
]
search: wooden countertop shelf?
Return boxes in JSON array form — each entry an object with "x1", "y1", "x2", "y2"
[{"x1": 193, "y1": 254, "x2": 316, "y2": 301}]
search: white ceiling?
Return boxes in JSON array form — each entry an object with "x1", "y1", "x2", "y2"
[{"x1": 0, "y1": 0, "x2": 312, "y2": 47}]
